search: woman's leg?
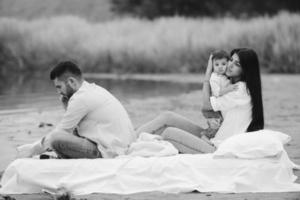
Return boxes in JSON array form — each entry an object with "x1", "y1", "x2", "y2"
[
  {"x1": 49, "y1": 131, "x2": 102, "y2": 159},
  {"x1": 136, "y1": 111, "x2": 205, "y2": 137},
  {"x1": 161, "y1": 127, "x2": 216, "y2": 154}
]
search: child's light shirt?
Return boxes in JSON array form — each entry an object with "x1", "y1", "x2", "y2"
[
  {"x1": 210, "y1": 72, "x2": 230, "y2": 97},
  {"x1": 205, "y1": 72, "x2": 230, "y2": 134}
]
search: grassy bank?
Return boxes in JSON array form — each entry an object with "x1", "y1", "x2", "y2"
[{"x1": 0, "y1": 12, "x2": 300, "y2": 75}]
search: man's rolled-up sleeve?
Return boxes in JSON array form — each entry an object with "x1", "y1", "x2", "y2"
[
  {"x1": 56, "y1": 97, "x2": 89, "y2": 132},
  {"x1": 40, "y1": 96, "x2": 89, "y2": 151}
]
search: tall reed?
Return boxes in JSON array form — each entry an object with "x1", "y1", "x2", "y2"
[{"x1": 0, "y1": 12, "x2": 299, "y2": 75}]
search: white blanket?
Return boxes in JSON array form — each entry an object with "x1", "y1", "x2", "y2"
[
  {"x1": 1, "y1": 152, "x2": 300, "y2": 195},
  {"x1": 124, "y1": 132, "x2": 178, "y2": 157}
]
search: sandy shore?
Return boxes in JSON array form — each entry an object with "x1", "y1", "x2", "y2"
[{"x1": 0, "y1": 74, "x2": 300, "y2": 199}]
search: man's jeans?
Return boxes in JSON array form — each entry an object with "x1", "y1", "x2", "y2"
[{"x1": 50, "y1": 131, "x2": 102, "y2": 159}]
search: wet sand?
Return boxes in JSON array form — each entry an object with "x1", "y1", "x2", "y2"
[{"x1": 0, "y1": 74, "x2": 300, "y2": 199}]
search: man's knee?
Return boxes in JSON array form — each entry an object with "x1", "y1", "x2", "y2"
[{"x1": 48, "y1": 130, "x2": 69, "y2": 150}]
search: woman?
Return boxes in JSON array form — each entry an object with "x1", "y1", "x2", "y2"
[{"x1": 136, "y1": 48, "x2": 264, "y2": 153}]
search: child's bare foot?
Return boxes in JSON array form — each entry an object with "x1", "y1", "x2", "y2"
[{"x1": 201, "y1": 135, "x2": 214, "y2": 145}]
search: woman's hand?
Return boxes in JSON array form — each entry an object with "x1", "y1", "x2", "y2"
[
  {"x1": 207, "y1": 54, "x2": 213, "y2": 71},
  {"x1": 204, "y1": 54, "x2": 213, "y2": 81},
  {"x1": 202, "y1": 53, "x2": 214, "y2": 111}
]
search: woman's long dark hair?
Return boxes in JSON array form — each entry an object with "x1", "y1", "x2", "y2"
[{"x1": 230, "y1": 48, "x2": 264, "y2": 132}]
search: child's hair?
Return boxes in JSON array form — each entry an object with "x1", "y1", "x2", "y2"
[{"x1": 211, "y1": 50, "x2": 230, "y2": 61}]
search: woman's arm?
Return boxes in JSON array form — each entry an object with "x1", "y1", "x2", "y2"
[
  {"x1": 219, "y1": 84, "x2": 238, "y2": 96},
  {"x1": 202, "y1": 54, "x2": 214, "y2": 111}
]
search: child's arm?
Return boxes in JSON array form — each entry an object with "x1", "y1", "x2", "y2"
[
  {"x1": 219, "y1": 84, "x2": 238, "y2": 96},
  {"x1": 209, "y1": 76, "x2": 221, "y2": 97}
]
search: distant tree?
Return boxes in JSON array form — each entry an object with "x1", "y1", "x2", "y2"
[{"x1": 110, "y1": 0, "x2": 300, "y2": 19}]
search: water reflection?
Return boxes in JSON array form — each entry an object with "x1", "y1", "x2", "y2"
[{"x1": 0, "y1": 74, "x2": 202, "y2": 114}]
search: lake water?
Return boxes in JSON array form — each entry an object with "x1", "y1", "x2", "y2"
[{"x1": 0, "y1": 74, "x2": 201, "y2": 115}]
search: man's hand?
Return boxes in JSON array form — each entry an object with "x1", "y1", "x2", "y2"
[{"x1": 16, "y1": 143, "x2": 36, "y2": 158}]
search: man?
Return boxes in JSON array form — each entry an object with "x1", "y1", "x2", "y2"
[{"x1": 17, "y1": 61, "x2": 136, "y2": 158}]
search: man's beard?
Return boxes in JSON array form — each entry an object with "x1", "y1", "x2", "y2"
[{"x1": 65, "y1": 83, "x2": 75, "y2": 99}]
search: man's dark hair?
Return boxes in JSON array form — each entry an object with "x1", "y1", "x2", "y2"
[
  {"x1": 211, "y1": 50, "x2": 230, "y2": 61},
  {"x1": 50, "y1": 61, "x2": 82, "y2": 80}
]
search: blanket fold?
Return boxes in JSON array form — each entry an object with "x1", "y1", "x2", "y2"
[{"x1": 1, "y1": 153, "x2": 300, "y2": 195}]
